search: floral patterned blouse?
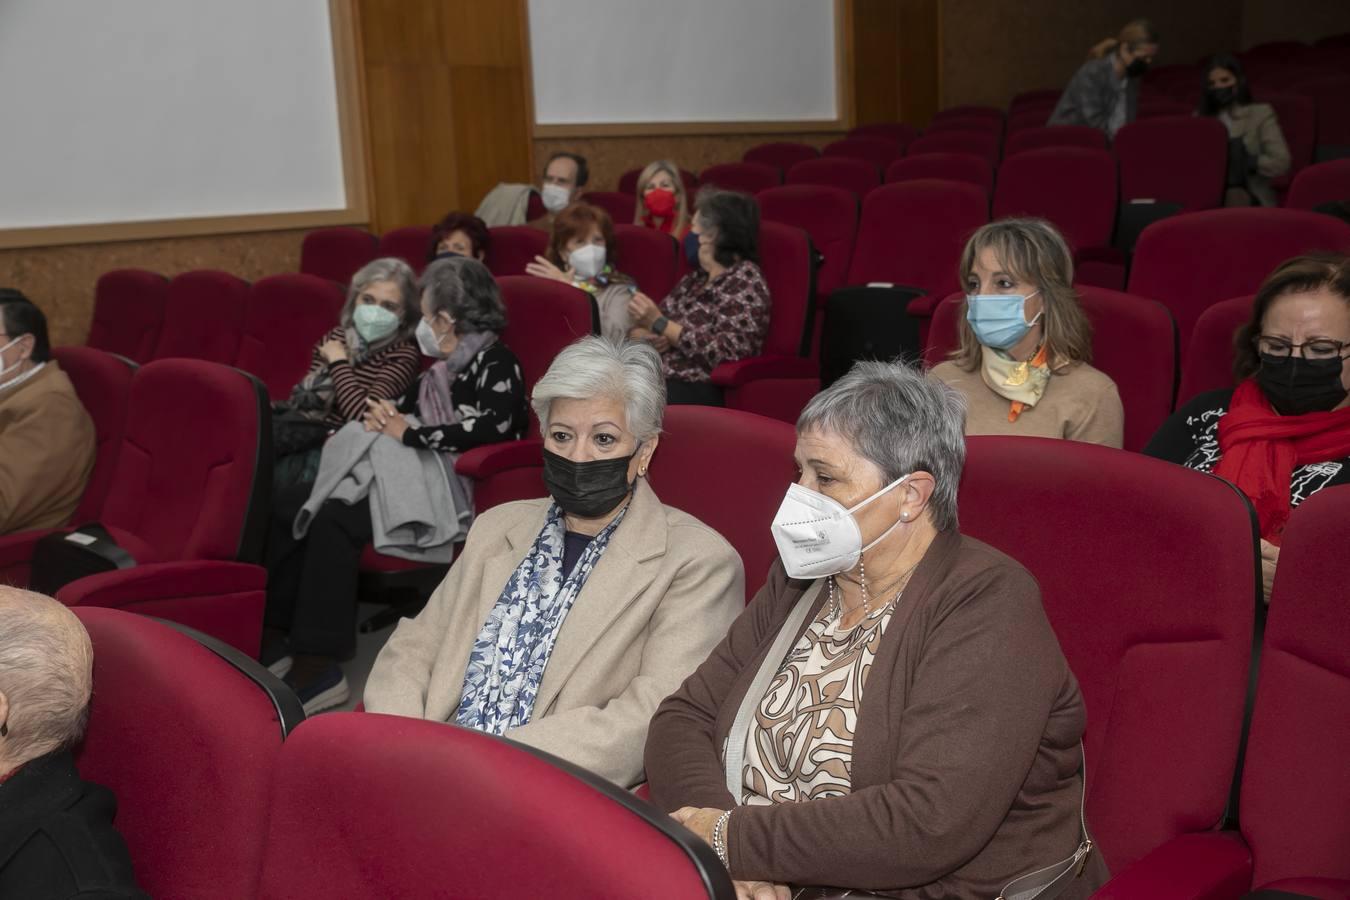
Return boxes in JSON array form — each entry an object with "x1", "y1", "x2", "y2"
[
  {"x1": 661, "y1": 260, "x2": 771, "y2": 383},
  {"x1": 399, "y1": 343, "x2": 527, "y2": 453}
]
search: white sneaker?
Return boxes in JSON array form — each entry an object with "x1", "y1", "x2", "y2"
[{"x1": 266, "y1": 655, "x2": 293, "y2": 679}]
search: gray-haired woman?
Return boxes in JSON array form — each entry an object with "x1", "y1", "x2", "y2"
[
  {"x1": 366, "y1": 336, "x2": 744, "y2": 787},
  {"x1": 646, "y1": 361, "x2": 1108, "y2": 900}
]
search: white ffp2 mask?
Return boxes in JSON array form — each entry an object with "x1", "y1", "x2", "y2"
[
  {"x1": 568, "y1": 244, "x2": 606, "y2": 280},
  {"x1": 769, "y1": 475, "x2": 910, "y2": 579},
  {"x1": 541, "y1": 183, "x2": 571, "y2": 213}
]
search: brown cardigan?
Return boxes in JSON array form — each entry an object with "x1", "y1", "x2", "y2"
[
  {"x1": 0, "y1": 362, "x2": 95, "y2": 536},
  {"x1": 645, "y1": 530, "x2": 1110, "y2": 899}
]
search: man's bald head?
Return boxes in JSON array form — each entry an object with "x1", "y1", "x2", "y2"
[{"x1": 0, "y1": 587, "x2": 94, "y2": 768}]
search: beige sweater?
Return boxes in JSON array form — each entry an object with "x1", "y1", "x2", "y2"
[
  {"x1": 931, "y1": 359, "x2": 1124, "y2": 448},
  {"x1": 0, "y1": 362, "x2": 96, "y2": 535}
]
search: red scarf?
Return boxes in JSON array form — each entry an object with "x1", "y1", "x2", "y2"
[{"x1": 1214, "y1": 378, "x2": 1350, "y2": 544}]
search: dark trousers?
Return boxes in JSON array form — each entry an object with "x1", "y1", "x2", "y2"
[
  {"x1": 665, "y1": 377, "x2": 725, "y2": 406},
  {"x1": 264, "y1": 484, "x2": 372, "y2": 659}
]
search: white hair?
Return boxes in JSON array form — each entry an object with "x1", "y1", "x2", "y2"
[
  {"x1": 0, "y1": 590, "x2": 93, "y2": 765},
  {"x1": 531, "y1": 337, "x2": 666, "y2": 442}
]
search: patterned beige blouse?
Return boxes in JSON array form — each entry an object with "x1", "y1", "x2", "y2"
[{"x1": 740, "y1": 601, "x2": 895, "y2": 805}]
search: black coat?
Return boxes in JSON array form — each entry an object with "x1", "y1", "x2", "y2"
[{"x1": 0, "y1": 751, "x2": 146, "y2": 900}]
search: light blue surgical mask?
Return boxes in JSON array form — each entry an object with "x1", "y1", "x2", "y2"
[
  {"x1": 966, "y1": 290, "x2": 1042, "y2": 350},
  {"x1": 353, "y1": 304, "x2": 400, "y2": 344}
]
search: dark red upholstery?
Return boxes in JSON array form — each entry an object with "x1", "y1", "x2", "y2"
[
  {"x1": 1293, "y1": 75, "x2": 1350, "y2": 153},
  {"x1": 152, "y1": 270, "x2": 249, "y2": 364},
  {"x1": 1179, "y1": 295, "x2": 1251, "y2": 406},
  {"x1": 1003, "y1": 125, "x2": 1108, "y2": 157},
  {"x1": 822, "y1": 137, "x2": 904, "y2": 169},
  {"x1": 51, "y1": 347, "x2": 136, "y2": 523},
  {"x1": 256, "y1": 713, "x2": 732, "y2": 900},
  {"x1": 1262, "y1": 91, "x2": 1316, "y2": 190},
  {"x1": 925, "y1": 116, "x2": 1003, "y2": 136},
  {"x1": 1115, "y1": 116, "x2": 1228, "y2": 211},
  {"x1": 785, "y1": 157, "x2": 882, "y2": 199},
  {"x1": 846, "y1": 122, "x2": 919, "y2": 148},
  {"x1": 581, "y1": 190, "x2": 637, "y2": 224},
  {"x1": 618, "y1": 167, "x2": 699, "y2": 196},
  {"x1": 377, "y1": 226, "x2": 435, "y2": 274},
  {"x1": 235, "y1": 274, "x2": 346, "y2": 401},
  {"x1": 613, "y1": 224, "x2": 679, "y2": 300},
  {"x1": 299, "y1": 227, "x2": 378, "y2": 285},
  {"x1": 959, "y1": 437, "x2": 1258, "y2": 874},
  {"x1": 756, "y1": 184, "x2": 858, "y2": 299},
  {"x1": 73, "y1": 607, "x2": 287, "y2": 900},
  {"x1": 1008, "y1": 106, "x2": 1056, "y2": 133},
  {"x1": 1009, "y1": 89, "x2": 1063, "y2": 112},
  {"x1": 87, "y1": 269, "x2": 169, "y2": 363},
  {"x1": 1136, "y1": 97, "x2": 1194, "y2": 119},
  {"x1": 1286, "y1": 158, "x2": 1350, "y2": 211},
  {"x1": 1127, "y1": 208, "x2": 1350, "y2": 355},
  {"x1": 743, "y1": 141, "x2": 819, "y2": 171},
  {"x1": 718, "y1": 377, "x2": 819, "y2": 426},
  {"x1": 1242, "y1": 40, "x2": 1309, "y2": 63},
  {"x1": 907, "y1": 130, "x2": 1000, "y2": 167},
  {"x1": 484, "y1": 225, "x2": 549, "y2": 279},
  {"x1": 932, "y1": 105, "x2": 1004, "y2": 122},
  {"x1": 925, "y1": 287, "x2": 1177, "y2": 451},
  {"x1": 993, "y1": 147, "x2": 1117, "y2": 252},
  {"x1": 698, "y1": 162, "x2": 782, "y2": 194},
  {"x1": 647, "y1": 407, "x2": 796, "y2": 600},
  {"x1": 884, "y1": 152, "x2": 994, "y2": 198}
]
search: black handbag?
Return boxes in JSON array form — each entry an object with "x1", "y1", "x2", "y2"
[
  {"x1": 820, "y1": 285, "x2": 926, "y2": 388},
  {"x1": 30, "y1": 524, "x2": 136, "y2": 596}
]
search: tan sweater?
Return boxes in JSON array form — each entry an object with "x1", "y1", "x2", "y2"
[
  {"x1": 0, "y1": 362, "x2": 96, "y2": 535},
  {"x1": 931, "y1": 359, "x2": 1124, "y2": 448}
]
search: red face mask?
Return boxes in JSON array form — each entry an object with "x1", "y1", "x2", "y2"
[{"x1": 644, "y1": 187, "x2": 676, "y2": 217}]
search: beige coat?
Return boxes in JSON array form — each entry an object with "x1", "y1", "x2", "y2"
[
  {"x1": 364, "y1": 478, "x2": 744, "y2": 787},
  {"x1": 0, "y1": 362, "x2": 95, "y2": 536},
  {"x1": 1221, "y1": 102, "x2": 1291, "y2": 207}
]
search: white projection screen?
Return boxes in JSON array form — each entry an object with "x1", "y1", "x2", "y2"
[
  {"x1": 0, "y1": 0, "x2": 366, "y2": 248},
  {"x1": 528, "y1": 0, "x2": 843, "y2": 133}
]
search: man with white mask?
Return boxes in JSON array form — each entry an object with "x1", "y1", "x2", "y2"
[
  {"x1": 529, "y1": 151, "x2": 589, "y2": 229},
  {"x1": 0, "y1": 291, "x2": 95, "y2": 536}
]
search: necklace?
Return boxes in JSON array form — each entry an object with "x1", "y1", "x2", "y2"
[{"x1": 826, "y1": 557, "x2": 920, "y2": 623}]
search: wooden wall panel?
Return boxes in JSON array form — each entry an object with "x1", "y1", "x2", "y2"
[
  {"x1": 899, "y1": 0, "x2": 941, "y2": 125},
  {"x1": 851, "y1": 0, "x2": 902, "y2": 125},
  {"x1": 1240, "y1": 0, "x2": 1350, "y2": 47}
]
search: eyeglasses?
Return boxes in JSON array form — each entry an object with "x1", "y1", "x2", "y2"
[{"x1": 1254, "y1": 335, "x2": 1350, "y2": 361}]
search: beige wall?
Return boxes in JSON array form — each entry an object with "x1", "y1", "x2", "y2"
[{"x1": 1240, "y1": 0, "x2": 1350, "y2": 47}]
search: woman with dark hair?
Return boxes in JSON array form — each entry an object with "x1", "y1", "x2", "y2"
[
  {"x1": 1197, "y1": 54, "x2": 1290, "y2": 207},
  {"x1": 1145, "y1": 253, "x2": 1350, "y2": 600},
  {"x1": 627, "y1": 188, "x2": 771, "y2": 405},
  {"x1": 428, "y1": 211, "x2": 491, "y2": 262},
  {"x1": 525, "y1": 202, "x2": 637, "y2": 342}
]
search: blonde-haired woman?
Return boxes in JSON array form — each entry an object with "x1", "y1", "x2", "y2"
[
  {"x1": 1049, "y1": 18, "x2": 1160, "y2": 136},
  {"x1": 634, "y1": 160, "x2": 690, "y2": 239},
  {"x1": 930, "y1": 218, "x2": 1124, "y2": 447}
]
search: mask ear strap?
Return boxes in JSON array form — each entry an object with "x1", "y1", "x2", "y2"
[{"x1": 847, "y1": 474, "x2": 910, "y2": 516}]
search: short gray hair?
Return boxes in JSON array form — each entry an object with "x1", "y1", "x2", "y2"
[
  {"x1": 340, "y1": 257, "x2": 420, "y2": 339},
  {"x1": 532, "y1": 337, "x2": 666, "y2": 442},
  {"x1": 0, "y1": 590, "x2": 93, "y2": 765},
  {"x1": 798, "y1": 360, "x2": 967, "y2": 531},
  {"x1": 420, "y1": 256, "x2": 508, "y2": 335}
]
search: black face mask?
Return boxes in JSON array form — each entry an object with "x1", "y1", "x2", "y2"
[
  {"x1": 1124, "y1": 57, "x2": 1149, "y2": 79},
  {"x1": 542, "y1": 447, "x2": 637, "y2": 519},
  {"x1": 1256, "y1": 352, "x2": 1349, "y2": 416},
  {"x1": 1207, "y1": 86, "x2": 1236, "y2": 108}
]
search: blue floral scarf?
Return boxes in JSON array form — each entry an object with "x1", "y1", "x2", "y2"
[{"x1": 454, "y1": 503, "x2": 626, "y2": 734}]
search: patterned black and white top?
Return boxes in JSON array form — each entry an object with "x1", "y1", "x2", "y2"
[
  {"x1": 399, "y1": 342, "x2": 528, "y2": 453},
  {"x1": 1144, "y1": 387, "x2": 1350, "y2": 508}
]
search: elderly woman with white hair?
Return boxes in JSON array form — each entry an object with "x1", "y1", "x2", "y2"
[
  {"x1": 365, "y1": 336, "x2": 744, "y2": 787},
  {"x1": 646, "y1": 361, "x2": 1108, "y2": 900}
]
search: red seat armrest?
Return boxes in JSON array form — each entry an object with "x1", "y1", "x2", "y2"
[
  {"x1": 1091, "y1": 832, "x2": 1253, "y2": 900},
  {"x1": 906, "y1": 294, "x2": 940, "y2": 317},
  {"x1": 454, "y1": 439, "x2": 545, "y2": 479},
  {"x1": 710, "y1": 355, "x2": 816, "y2": 387},
  {"x1": 1077, "y1": 245, "x2": 1126, "y2": 265},
  {"x1": 56, "y1": 561, "x2": 266, "y2": 610}
]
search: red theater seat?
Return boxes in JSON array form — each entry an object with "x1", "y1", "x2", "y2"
[
  {"x1": 822, "y1": 137, "x2": 904, "y2": 169},
  {"x1": 1178, "y1": 295, "x2": 1250, "y2": 406},
  {"x1": 1008, "y1": 107, "x2": 1056, "y2": 133},
  {"x1": 907, "y1": 130, "x2": 1001, "y2": 168},
  {"x1": 932, "y1": 105, "x2": 1004, "y2": 123},
  {"x1": 1262, "y1": 91, "x2": 1316, "y2": 191},
  {"x1": 87, "y1": 269, "x2": 169, "y2": 363},
  {"x1": 698, "y1": 161, "x2": 782, "y2": 194},
  {"x1": 925, "y1": 116, "x2": 1003, "y2": 136},
  {"x1": 846, "y1": 122, "x2": 919, "y2": 149},
  {"x1": 1293, "y1": 75, "x2": 1350, "y2": 158},
  {"x1": 580, "y1": 190, "x2": 637, "y2": 224},
  {"x1": 993, "y1": 147, "x2": 1118, "y2": 253},
  {"x1": 299, "y1": 227, "x2": 378, "y2": 285},
  {"x1": 1009, "y1": 89, "x2": 1063, "y2": 113},
  {"x1": 1286, "y1": 158, "x2": 1350, "y2": 211},
  {"x1": 377, "y1": 226, "x2": 435, "y2": 274},
  {"x1": 786, "y1": 156, "x2": 882, "y2": 199},
  {"x1": 618, "y1": 167, "x2": 699, "y2": 197},
  {"x1": 234, "y1": 274, "x2": 346, "y2": 401},
  {"x1": 255, "y1": 713, "x2": 734, "y2": 900},
  {"x1": 73, "y1": 607, "x2": 301, "y2": 900},
  {"x1": 743, "y1": 141, "x2": 819, "y2": 172},
  {"x1": 613, "y1": 223, "x2": 679, "y2": 300},
  {"x1": 1115, "y1": 116, "x2": 1228, "y2": 211},
  {"x1": 884, "y1": 152, "x2": 993, "y2": 198},
  {"x1": 484, "y1": 225, "x2": 549, "y2": 279},
  {"x1": 959, "y1": 437, "x2": 1259, "y2": 883},
  {"x1": 1003, "y1": 125, "x2": 1108, "y2": 157},
  {"x1": 756, "y1": 184, "x2": 858, "y2": 300},
  {"x1": 151, "y1": 270, "x2": 249, "y2": 364}
]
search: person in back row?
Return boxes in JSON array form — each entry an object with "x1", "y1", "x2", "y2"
[
  {"x1": 365, "y1": 337, "x2": 743, "y2": 788},
  {"x1": 626, "y1": 188, "x2": 771, "y2": 406},
  {"x1": 0, "y1": 291, "x2": 95, "y2": 536},
  {"x1": 427, "y1": 211, "x2": 491, "y2": 262},
  {"x1": 526, "y1": 202, "x2": 637, "y2": 342},
  {"x1": 531, "y1": 151, "x2": 590, "y2": 229},
  {"x1": 1197, "y1": 54, "x2": 1290, "y2": 208},
  {"x1": 634, "y1": 160, "x2": 690, "y2": 239},
  {"x1": 1049, "y1": 18, "x2": 1159, "y2": 136},
  {"x1": 0, "y1": 586, "x2": 147, "y2": 899},
  {"x1": 931, "y1": 218, "x2": 1124, "y2": 446},
  {"x1": 1145, "y1": 253, "x2": 1350, "y2": 601}
]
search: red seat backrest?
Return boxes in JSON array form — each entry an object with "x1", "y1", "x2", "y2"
[
  {"x1": 1286, "y1": 158, "x2": 1350, "y2": 211},
  {"x1": 933, "y1": 105, "x2": 1004, "y2": 122},
  {"x1": 235, "y1": 274, "x2": 346, "y2": 401},
  {"x1": 924, "y1": 116, "x2": 1003, "y2": 136},
  {"x1": 884, "y1": 152, "x2": 993, "y2": 198},
  {"x1": 698, "y1": 162, "x2": 782, "y2": 194},
  {"x1": 959, "y1": 437, "x2": 1258, "y2": 872},
  {"x1": 377, "y1": 226, "x2": 434, "y2": 275},
  {"x1": 484, "y1": 226, "x2": 550, "y2": 279},
  {"x1": 1115, "y1": 116, "x2": 1228, "y2": 210},
  {"x1": 907, "y1": 130, "x2": 1000, "y2": 167},
  {"x1": 1009, "y1": 89, "x2": 1063, "y2": 112},
  {"x1": 647, "y1": 406, "x2": 796, "y2": 600},
  {"x1": 1240, "y1": 486, "x2": 1350, "y2": 888},
  {"x1": 1004, "y1": 125, "x2": 1108, "y2": 157},
  {"x1": 496, "y1": 274, "x2": 597, "y2": 394},
  {"x1": 256, "y1": 712, "x2": 730, "y2": 900},
  {"x1": 757, "y1": 184, "x2": 858, "y2": 300},
  {"x1": 1178, "y1": 294, "x2": 1251, "y2": 406},
  {"x1": 299, "y1": 227, "x2": 378, "y2": 285},
  {"x1": 1261, "y1": 91, "x2": 1316, "y2": 178},
  {"x1": 993, "y1": 147, "x2": 1118, "y2": 251},
  {"x1": 580, "y1": 191, "x2": 637, "y2": 224},
  {"x1": 74, "y1": 607, "x2": 286, "y2": 900},
  {"x1": 99, "y1": 359, "x2": 266, "y2": 564},
  {"x1": 88, "y1": 270, "x2": 169, "y2": 364},
  {"x1": 822, "y1": 137, "x2": 904, "y2": 169},
  {"x1": 1008, "y1": 106, "x2": 1056, "y2": 133},
  {"x1": 612, "y1": 224, "x2": 679, "y2": 300},
  {"x1": 785, "y1": 156, "x2": 881, "y2": 199},
  {"x1": 754, "y1": 220, "x2": 816, "y2": 358},
  {"x1": 846, "y1": 179, "x2": 989, "y2": 298},
  {"x1": 153, "y1": 270, "x2": 249, "y2": 364},
  {"x1": 50, "y1": 347, "x2": 136, "y2": 522},
  {"x1": 1292, "y1": 75, "x2": 1350, "y2": 149},
  {"x1": 1135, "y1": 96, "x2": 1194, "y2": 118},
  {"x1": 846, "y1": 122, "x2": 919, "y2": 149},
  {"x1": 743, "y1": 141, "x2": 819, "y2": 172},
  {"x1": 618, "y1": 167, "x2": 699, "y2": 196},
  {"x1": 1128, "y1": 208, "x2": 1350, "y2": 355}
]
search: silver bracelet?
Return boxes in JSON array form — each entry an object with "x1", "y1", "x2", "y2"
[{"x1": 711, "y1": 809, "x2": 733, "y2": 869}]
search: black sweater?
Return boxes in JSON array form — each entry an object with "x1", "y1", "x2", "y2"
[{"x1": 399, "y1": 342, "x2": 528, "y2": 454}]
